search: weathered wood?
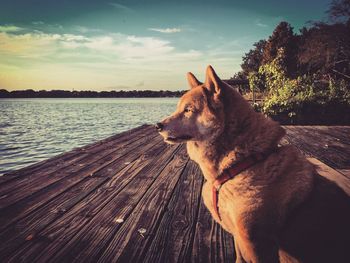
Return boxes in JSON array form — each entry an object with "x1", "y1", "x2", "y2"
[
  {"x1": 191, "y1": 193, "x2": 236, "y2": 263},
  {"x1": 5, "y1": 143, "x2": 182, "y2": 262},
  {"x1": 96, "y1": 146, "x2": 189, "y2": 263},
  {"x1": 0, "y1": 128, "x2": 157, "y2": 210},
  {"x1": 0, "y1": 125, "x2": 151, "y2": 192},
  {"x1": 0, "y1": 132, "x2": 161, "y2": 234},
  {"x1": 0, "y1": 125, "x2": 349, "y2": 263},
  {"x1": 284, "y1": 126, "x2": 350, "y2": 177},
  {"x1": 141, "y1": 161, "x2": 204, "y2": 263},
  {"x1": 0, "y1": 136, "x2": 165, "y2": 259}
]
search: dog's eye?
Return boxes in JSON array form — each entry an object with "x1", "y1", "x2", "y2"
[{"x1": 184, "y1": 107, "x2": 191, "y2": 113}]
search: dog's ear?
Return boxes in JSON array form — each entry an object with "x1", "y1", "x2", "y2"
[
  {"x1": 205, "y1": 65, "x2": 222, "y2": 97},
  {"x1": 187, "y1": 72, "x2": 202, "y2": 89}
]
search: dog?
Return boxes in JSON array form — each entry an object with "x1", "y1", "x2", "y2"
[{"x1": 156, "y1": 65, "x2": 350, "y2": 263}]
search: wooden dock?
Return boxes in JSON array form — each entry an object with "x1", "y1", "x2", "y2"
[{"x1": 0, "y1": 125, "x2": 349, "y2": 263}]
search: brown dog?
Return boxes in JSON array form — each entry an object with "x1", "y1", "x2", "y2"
[{"x1": 157, "y1": 65, "x2": 350, "y2": 263}]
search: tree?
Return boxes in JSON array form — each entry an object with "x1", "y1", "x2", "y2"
[
  {"x1": 328, "y1": 0, "x2": 350, "y2": 22},
  {"x1": 240, "y1": 40, "x2": 266, "y2": 76},
  {"x1": 298, "y1": 22, "x2": 350, "y2": 79},
  {"x1": 262, "y1": 22, "x2": 298, "y2": 77}
]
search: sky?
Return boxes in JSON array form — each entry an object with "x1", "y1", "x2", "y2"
[{"x1": 0, "y1": 0, "x2": 331, "y2": 91}]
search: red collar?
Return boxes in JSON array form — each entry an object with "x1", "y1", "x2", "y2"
[{"x1": 212, "y1": 151, "x2": 273, "y2": 221}]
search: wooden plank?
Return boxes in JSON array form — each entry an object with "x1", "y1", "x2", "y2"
[
  {"x1": 311, "y1": 126, "x2": 350, "y2": 146},
  {"x1": 5, "y1": 143, "x2": 182, "y2": 262},
  {"x1": 0, "y1": 125, "x2": 151, "y2": 184},
  {"x1": 119, "y1": 160, "x2": 203, "y2": 263},
  {"x1": 95, "y1": 146, "x2": 189, "y2": 263},
  {"x1": 301, "y1": 126, "x2": 350, "y2": 177},
  {"x1": 0, "y1": 128, "x2": 157, "y2": 210},
  {"x1": 308, "y1": 157, "x2": 350, "y2": 195},
  {"x1": 0, "y1": 132, "x2": 161, "y2": 231},
  {"x1": 0, "y1": 138, "x2": 168, "y2": 260},
  {"x1": 0, "y1": 128, "x2": 153, "y2": 199},
  {"x1": 0, "y1": 125, "x2": 349, "y2": 263},
  {"x1": 288, "y1": 126, "x2": 350, "y2": 150},
  {"x1": 190, "y1": 195, "x2": 236, "y2": 263},
  {"x1": 284, "y1": 126, "x2": 350, "y2": 176},
  {"x1": 0, "y1": 176, "x2": 105, "y2": 259}
]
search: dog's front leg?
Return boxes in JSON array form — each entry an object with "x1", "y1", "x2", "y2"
[
  {"x1": 236, "y1": 219, "x2": 279, "y2": 263},
  {"x1": 234, "y1": 238, "x2": 247, "y2": 263}
]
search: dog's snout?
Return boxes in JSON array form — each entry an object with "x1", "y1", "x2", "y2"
[{"x1": 155, "y1": 122, "x2": 164, "y2": 132}]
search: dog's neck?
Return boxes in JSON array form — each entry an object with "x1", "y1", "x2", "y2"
[{"x1": 187, "y1": 91, "x2": 285, "y2": 183}]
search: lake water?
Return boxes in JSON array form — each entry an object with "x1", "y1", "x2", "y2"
[{"x1": 0, "y1": 98, "x2": 178, "y2": 175}]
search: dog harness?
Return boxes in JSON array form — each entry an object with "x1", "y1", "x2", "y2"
[{"x1": 212, "y1": 151, "x2": 274, "y2": 221}]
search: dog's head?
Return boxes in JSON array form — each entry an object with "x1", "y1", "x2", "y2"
[{"x1": 156, "y1": 65, "x2": 226, "y2": 144}]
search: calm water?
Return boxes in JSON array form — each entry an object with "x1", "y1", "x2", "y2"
[{"x1": 0, "y1": 98, "x2": 178, "y2": 175}]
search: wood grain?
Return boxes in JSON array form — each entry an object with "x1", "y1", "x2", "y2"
[
  {"x1": 1, "y1": 137, "x2": 165, "y2": 261},
  {"x1": 0, "y1": 131, "x2": 161, "y2": 232},
  {"x1": 0, "y1": 125, "x2": 349, "y2": 263},
  {"x1": 141, "y1": 161, "x2": 204, "y2": 263},
  {"x1": 284, "y1": 126, "x2": 350, "y2": 176},
  {"x1": 0, "y1": 126, "x2": 155, "y2": 209}
]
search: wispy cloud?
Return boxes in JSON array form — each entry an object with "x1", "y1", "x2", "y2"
[
  {"x1": 256, "y1": 22, "x2": 268, "y2": 28},
  {"x1": 0, "y1": 28, "x2": 200, "y2": 63},
  {"x1": 255, "y1": 19, "x2": 268, "y2": 28},
  {"x1": 0, "y1": 25, "x2": 24, "y2": 32},
  {"x1": 109, "y1": 2, "x2": 133, "y2": 12},
  {"x1": 32, "y1": 21, "x2": 44, "y2": 25},
  {"x1": 0, "y1": 31, "x2": 89, "y2": 57},
  {"x1": 148, "y1": 27, "x2": 181, "y2": 33},
  {"x1": 73, "y1": 26, "x2": 103, "y2": 34},
  {"x1": 0, "y1": 25, "x2": 207, "y2": 90}
]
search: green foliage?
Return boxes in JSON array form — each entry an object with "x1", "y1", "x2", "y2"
[
  {"x1": 261, "y1": 76, "x2": 316, "y2": 115},
  {"x1": 249, "y1": 49, "x2": 350, "y2": 117},
  {"x1": 262, "y1": 21, "x2": 298, "y2": 77},
  {"x1": 248, "y1": 71, "x2": 265, "y2": 93},
  {"x1": 236, "y1": 4, "x2": 350, "y2": 124}
]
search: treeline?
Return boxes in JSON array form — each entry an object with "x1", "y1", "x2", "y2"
[
  {"x1": 0, "y1": 89, "x2": 186, "y2": 98},
  {"x1": 233, "y1": 0, "x2": 350, "y2": 124}
]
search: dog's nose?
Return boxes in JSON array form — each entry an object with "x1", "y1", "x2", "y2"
[{"x1": 155, "y1": 122, "x2": 164, "y2": 132}]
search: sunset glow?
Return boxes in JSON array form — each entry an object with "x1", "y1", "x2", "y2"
[{"x1": 0, "y1": 0, "x2": 329, "y2": 91}]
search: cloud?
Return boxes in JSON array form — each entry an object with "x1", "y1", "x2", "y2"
[
  {"x1": 32, "y1": 21, "x2": 44, "y2": 25},
  {"x1": 74, "y1": 26, "x2": 102, "y2": 34},
  {"x1": 0, "y1": 25, "x2": 24, "y2": 32},
  {"x1": 0, "y1": 31, "x2": 91, "y2": 56},
  {"x1": 0, "y1": 25, "x2": 207, "y2": 90},
  {"x1": 148, "y1": 28, "x2": 181, "y2": 33},
  {"x1": 0, "y1": 32, "x2": 58, "y2": 55},
  {"x1": 255, "y1": 19, "x2": 268, "y2": 28},
  {"x1": 256, "y1": 22, "x2": 268, "y2": 28},
  {"x1": 0, "y1": 28, "x2": 201, "y2": 64},
  {"x1": 109, "y1": 2, "x2": 133, "y2": 12},
  {"x1": 60, "y1": 33, "x2": 177, "y2": 59}
]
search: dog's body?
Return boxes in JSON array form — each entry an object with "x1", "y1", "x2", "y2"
[{"x1": 157, "y1": 66, "x2": 350, "y2": 263}]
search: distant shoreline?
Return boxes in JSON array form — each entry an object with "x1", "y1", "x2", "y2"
[{"x1": 0, "y1": 89, "x2": 186, "y2": 98}]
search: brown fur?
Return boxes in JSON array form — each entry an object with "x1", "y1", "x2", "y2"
[{"x1": 158, "y1": 66, "x2": 350, "y2": 263}]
